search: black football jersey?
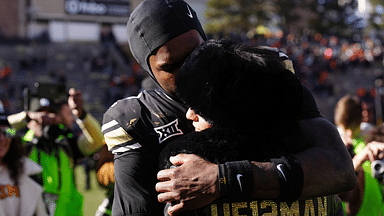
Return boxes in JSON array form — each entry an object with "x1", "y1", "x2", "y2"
[
  {"x1": 101, "y1": 89, "x2": 194, "y2": 215},
  {"x1": 102, "y1": 89, "x2": 194, "y2": 155},
  {"x1": 100, "y1": 48, "x2": 321, "y2": 215}
]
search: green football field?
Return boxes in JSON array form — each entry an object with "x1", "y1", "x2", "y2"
[{"x1": 75, "y1": 166, "x2": 108, "y2": 216}]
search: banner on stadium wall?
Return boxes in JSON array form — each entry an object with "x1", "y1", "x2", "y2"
[{"x1": 65, "y1": 0, "x2": 130, "y2": 17}]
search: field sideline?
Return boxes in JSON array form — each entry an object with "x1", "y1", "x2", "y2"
[{"x1": 75, "y1": 165, "x2": 108, "y2": 216}]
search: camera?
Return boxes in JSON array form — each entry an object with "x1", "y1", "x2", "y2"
[
  {"x1": 42, "y1": 124, "x2": 64, "y2": 141},
  {"x1": 35, "y1": 82, "x2": 67, "y2": 103},
  {"x1": 33, "y1": 124, "x2": 69, "y2": 154},
  {"x1": 24, "y1": 82, "x2": 67, "y2": 111},
  {"x1": 371, "y1": 160, "x2": 384, "y2": 181}
]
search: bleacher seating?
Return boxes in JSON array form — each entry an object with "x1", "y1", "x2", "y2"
[
  {"x1": 0, "y1": 40, "x2": 141, "y2": 122},
  {"x1": 0, "y1": 38, "x2": 383, "y2": 124}
]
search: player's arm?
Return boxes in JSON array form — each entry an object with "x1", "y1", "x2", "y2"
[
  {"x1": 156, "y1": 84, "x2": 356, "y2": 215},
  {"x1": 102, "y1": 103, "x2": 164, "y2": 215},
  {"x1": 157, "y1": 121, "x2": 356, "y2": 201},
  {"x1": 95, "y1": 144, "x2": 115, "y2": 187},
  {"x1": 157, "y1": 119, "x2": 356, "y2": 215},
  {"x1": 157, "y1": 119, "x2": 356, "y2": 216},
  {"x1": 113, "y1": 149, "x2": 161, "y2": 215},
  {"x1": 250, "y1": 87, "x2": 356, "y2": 199},
  {"x1": 294, "y1": 117, "x2": 357, "y2": 199}
]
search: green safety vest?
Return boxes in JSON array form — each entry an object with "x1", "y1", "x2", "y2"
[
  {"x1": 342, "y1": 138, "x2": 384, "y2": 216},
  {"x1": 23, "y1": 129, "x2": 83, "y2": 216}
]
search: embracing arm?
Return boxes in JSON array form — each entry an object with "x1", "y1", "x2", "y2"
[
  {"x1": 156, "y1": 117, "x2": 357, "y2": 215},
  {"x1": 248, "y1": 117, "x2": 356, "y2": 200},
  {"x1": 294, "y1": 117, "x2": 356, "y2": 199},
  {"x1": 233, "y1": 117, "x2": 357, "y2": 200},
  {"x1": 252, "y1": 117, "x2": 356, "y2": 199}
]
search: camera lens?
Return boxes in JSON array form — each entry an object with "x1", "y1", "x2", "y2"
[
  {"x1": 43, "y1": 125, "x2": 62, "y2": 141},
  {"x1": 371, "y1": 160, "x2": 384, "y2": 180}
]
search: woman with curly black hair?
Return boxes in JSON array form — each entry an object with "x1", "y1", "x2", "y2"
[{"x1": 159, "y1": 39, "x2": 343, "y2": 216}]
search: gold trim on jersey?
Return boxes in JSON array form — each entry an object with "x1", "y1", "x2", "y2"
[
  {"x1": 209, "y1": 196, "x2": 329, "y2": 216},
  {"x1": 101, "y1": 120, "x2": 119, "y2": 132},
  {"x1": 104, "y1": 126, "x2": 134, "y2": 150},
  {"x1": 283, "y1": 59, "x2": 295, "y2": 74}
]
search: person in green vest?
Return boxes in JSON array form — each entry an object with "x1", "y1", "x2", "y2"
[
  {"x1": 7, "y1": 88, "x2": 104, "y2": 216},
  {"x1": 335, "y1": 94, "x2": 384, "y2": 216}
]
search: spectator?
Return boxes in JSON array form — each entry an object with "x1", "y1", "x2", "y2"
[
  {"x1": 7, "y1": 88, "x2": 104, "y2": 216},
  {"x1": 0, "y1": 100, "x2": 47, "y2": 216},
  {"x1": 335, "y1": 94, "x2": 384, "y2": 215},
  {"x1": 360, "y1": 92, "x2": 376, "y2": 136}
]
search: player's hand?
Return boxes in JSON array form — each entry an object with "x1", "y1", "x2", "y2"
[
  {"x1": 97, "y1": 162, "x2": 115, "y2": 186},
  {"x1": 156, "y1": 154, "x2": 220, "y2": 216},
  {"x1": 68, "y1": 88, "x2": 85, "y2": 118}
]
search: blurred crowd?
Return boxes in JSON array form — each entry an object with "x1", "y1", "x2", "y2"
[
  {"x1": 1, "y1": 29, "x2": 384, "y2": 122},
  {"x1": 1, "y1": 24, "x2": 384, "y2": 215},
  {"x1": 252, "y1": 32, "x2": 384, "y2": 98},
  {"x1": 0, "y1": 88, "x2": 105, "y2": 216}
]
